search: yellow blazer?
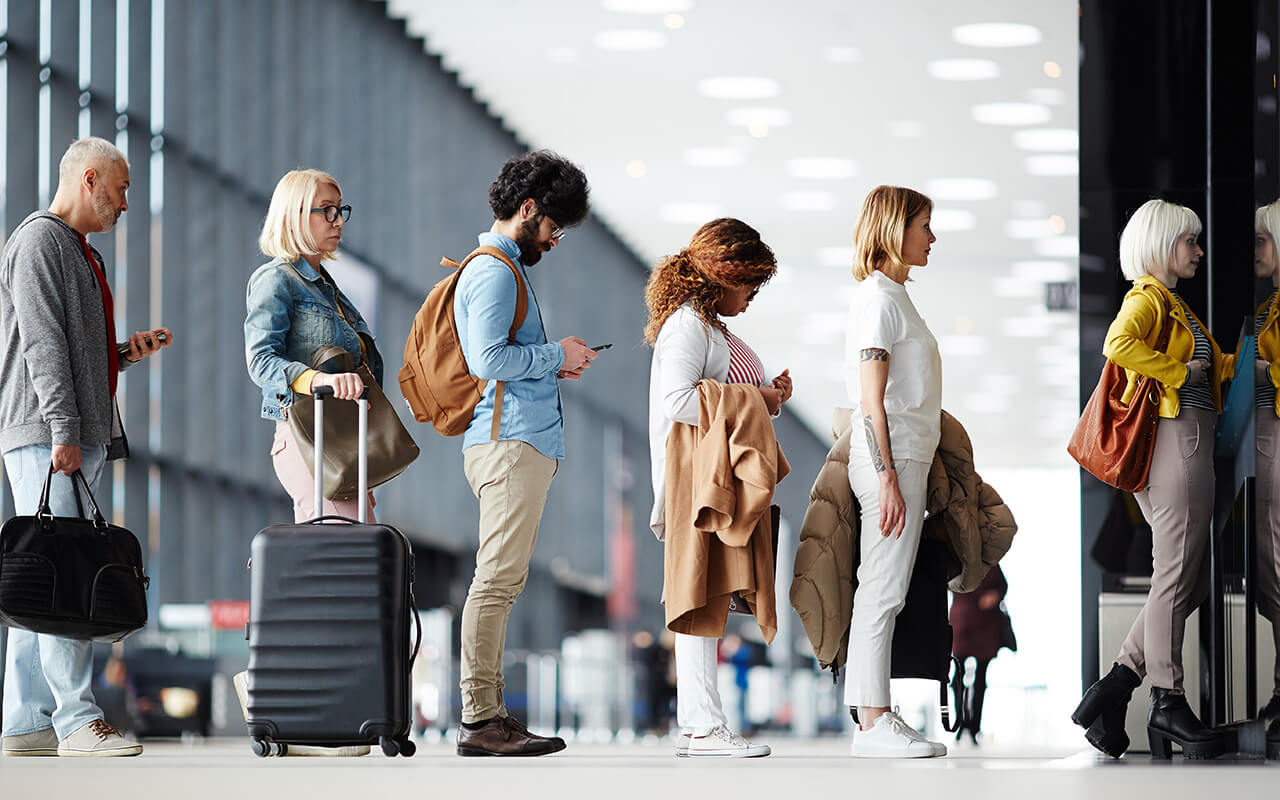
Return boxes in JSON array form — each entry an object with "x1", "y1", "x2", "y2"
[
  {"x1": 1102, "y1": 275, "x2": 1234, "y2": 418},
  {"x1": 1259, "y1": 291, "x2": 1280, "y2": 418}
]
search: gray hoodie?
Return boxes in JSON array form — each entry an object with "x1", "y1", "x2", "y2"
[{"x1": 0, "y1": 211, "x2": 130, "y2": 457}]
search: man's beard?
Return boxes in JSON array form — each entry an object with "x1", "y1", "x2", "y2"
[
  {"x1": 92, "y1": 187, "x2": 120, "y2": 232},
  {"x1": 514, "y1": 217, "x2": 544, "y2": 266}
]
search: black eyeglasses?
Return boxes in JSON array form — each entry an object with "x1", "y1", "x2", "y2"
[{"x1": 310, "y1": 205, "x2": 352, "y2": 223}]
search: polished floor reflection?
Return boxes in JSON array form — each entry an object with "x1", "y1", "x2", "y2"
[{"x1": 1, "y1": 737, "x2": 1275, "y2": 800}]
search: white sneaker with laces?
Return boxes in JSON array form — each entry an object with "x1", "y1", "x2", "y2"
[
  {"x1": 2, "y1": 727, "x2": 59, "y2": 756},
  {"x1": 57, "y1": 720, "x2": 143, "y2": 757},
  {"x1": 674, "y1": 732, "x2": 691, "y2": 757},
  {"x1": 849, "y1": 710, "x2": 946, "y2": 758},
  {"x1": 684, "y1": 725, "x2": 770, "y2": 758}
]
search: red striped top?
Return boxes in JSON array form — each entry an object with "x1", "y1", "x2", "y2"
[{"x1": 724, "y1": 329, "x2": 766, "y2": 387}]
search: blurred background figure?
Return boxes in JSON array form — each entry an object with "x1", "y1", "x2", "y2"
[
  {"x1": 949, "y1": 565, "x2": 1017, "y2": 745},
  {"x1": 631, "y1": 631, "x2": 677, "y2": 736}
]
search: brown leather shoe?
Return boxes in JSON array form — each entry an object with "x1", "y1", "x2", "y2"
[{"x1": 457, "y1": 716, "x2": 566, "y2": 757}]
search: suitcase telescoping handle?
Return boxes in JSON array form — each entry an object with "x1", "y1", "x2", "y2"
[{"x1": 312, "y1": 385, "x2": 371, "y2": 523}]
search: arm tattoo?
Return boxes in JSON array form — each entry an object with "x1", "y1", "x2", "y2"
[
  {"x1": 862, "y1": 414, "x2": 888, "y2": 473},
  {"x1": 860, "y1": 348, "x2": 888, "y2": 362}
]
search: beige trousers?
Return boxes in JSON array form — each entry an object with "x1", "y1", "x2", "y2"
[
  {"x1": 459, "y1": 440, "x2": 558, "y2": 722},
  {"x1": 1117, "y1": 407, "x2": 1216, "y2": 692},
  {"x1": 270, "y1": 421, "x2": 375, "y2": 523},
  {"x1": 1255, "y1": 408, "x2": 1280, "y2": 692}
]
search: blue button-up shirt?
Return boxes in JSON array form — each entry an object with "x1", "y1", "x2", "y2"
[{"x1": 454, "y1": 233, "x2": 566, "y2": 458}]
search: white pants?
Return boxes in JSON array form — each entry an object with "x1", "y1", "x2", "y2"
[
  {"x1": 675, "y1": 633, "x2": 727, "y2": 734},
  {"x1": 843, "y1": 457, "x2": 930, "y2": 709}
]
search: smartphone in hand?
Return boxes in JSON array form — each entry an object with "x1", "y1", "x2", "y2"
[{"x1": 591, "y1": 343, "x2": 612, "y2": 352}]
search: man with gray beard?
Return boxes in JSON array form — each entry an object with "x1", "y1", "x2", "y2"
[{"x1": 0, "y1": 137, "x2": 172, "y2": 757}]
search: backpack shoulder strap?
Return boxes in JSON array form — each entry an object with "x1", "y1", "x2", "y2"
[{"x1": 446, "y1": 246, "x2": 528, "y2": 344}]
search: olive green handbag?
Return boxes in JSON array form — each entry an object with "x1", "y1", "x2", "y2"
[{"x1": 288, "y1": 346, "x2": 420, "y2": 501}]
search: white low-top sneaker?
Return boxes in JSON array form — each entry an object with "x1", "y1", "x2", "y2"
[
  {"x1": 674, "y1": 732, "x2": 691, "y2": 756},
  {"x1": 3, "y1": 727, "x2": 59, "y2": 756},
  {"x1": 684, "y1": 725, "x2": 770, "y2": 758},
  {"x1": 58, "y1": 720, "x2": 143, "y2": 757},
  {"x1": 849, "y1": 710, "x2": 946, "y2": 758}
]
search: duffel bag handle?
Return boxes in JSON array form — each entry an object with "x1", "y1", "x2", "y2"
[
  {"x1": 37, "y1": 466, "x2": 103, "y2": 529},
  {"x1": 941, "y1": 655, "x2": 968, "y2": 733}
]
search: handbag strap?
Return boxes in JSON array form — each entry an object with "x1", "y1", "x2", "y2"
[
  {"x1": 38, "y1": 466, "x2": 106, "y2": 529},
  {"x1": 1154, "y1": 292, "x2": 1175, "y2": 353},
  {"x1": 310, "y1": 345, "x2": 357, "y2": 372}
]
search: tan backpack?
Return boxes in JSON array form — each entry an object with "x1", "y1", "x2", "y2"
[{"x1": 398, "y1": 245, "x2": 528, "y2": 438}]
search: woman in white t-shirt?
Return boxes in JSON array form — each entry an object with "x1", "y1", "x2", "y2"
[
  {"x1": 644, "y1": 218, "x2": 791, "y2": 758},
  {"x1": 844, "y1": 185, "x2": 946, "y2": 758}
]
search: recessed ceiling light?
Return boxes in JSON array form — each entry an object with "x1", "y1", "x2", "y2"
[
  {"x1": 683, "y1": 146, "x2": 744, "y2": 167},
  {"x1": 546, "y1": 47, "x2": 578, "y2": 63},
  {"x1": 1005, "y1": 218, "x2": 1056, "y2": 238},
  {"x1": 888, "y1": 120, "x2": 924, "y2": 138},
  {"x1": 930, "y1": 209, "x2": 977, "y2": 232},
  {"x1": 782, "y1": 191, "x2": 836, "y2": 211},
  {"x1": 664, "y1": 14, "x2": 685, "y2": 29},
  {"x1": 1013, "y1": 128, "x2": 1078, "y2": 151},
  {"x1": 1011, "y1": 260, "x2": 1072, "y2": 281},
  {"x1": 602, "y1": 0, "x2": 692, "y2": 12},
  {"x1": 953, "y1": 23, "x2": 1043, "y2": 48},
  {"x1": 927, "y1": 58, "x2": 999, "y2": 80},
  {"x1": 972, "y1": 102, "x2": 1051, "y2": 125},
  {"x1": 925, "y1": 178, "x2": 998, "y2": 200},
  {"x1": 1027, "y1": 88, "x2": 1065, "y2": 105},
  {"x1": 625, "y1": 160, "x2": 647, "y2": 178},
  {"x1": 786, "y1": 157, "x2": 857, "y2": 179},
  {"x1": 823, "y1": 46, "x2": 863, "y2": 63},
  {"x1": 1025, "y1": 154, "x2": 1078, "y2": 175},
  {"x1": 659, "y1": 202, "x2": 723, "y2": 224},
  {"x1": 817, "y1": 246, "x2": 856, "y2": 268},
  {"x1": 594, "y1": 30, "x2": 667, "y2": 50},
  {"x1": 1034, "y1": 236, "x2": 1079, "y2": 257},
  {"x1": 725, "y1": 107, "x2": 792, "y2": 128},
  {"x1": 697, "y1": 76, "x2": 781, "y2": 100},
  {"x1": 1043, "y1": 60, "x2": 1063, "y2": 78}
]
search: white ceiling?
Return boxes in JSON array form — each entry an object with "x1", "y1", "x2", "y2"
[{"x1": 384, "y1": 0, "x2": 1080, "y2": 469}]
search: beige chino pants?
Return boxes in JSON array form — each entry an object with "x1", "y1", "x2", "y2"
[
  {"x1": 459, "y1": 440, "x2": 558, "y2": 723},
  {"x1": 1117, "y1": 407, "x2": 1216, "y2": 692}
]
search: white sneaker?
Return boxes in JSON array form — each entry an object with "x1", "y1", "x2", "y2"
[
  {"x1": 2, "y1": 727, "x2": 59, "y2": 756},
  {"x1": 683, "y1": 725, "x2": 770, "y2": 758},
  {"x1": 233, "y1": 670, "x2": 369, "y2": 757},
  {"x1": 57, "y1": 720, "x2": 143, "y2": 757},
  {"x1": 849, "y1": 710, "x2": 946, "y2": 758},
  {"x1": 674, "y1": 732, "x2": 691, "y2": 756}
]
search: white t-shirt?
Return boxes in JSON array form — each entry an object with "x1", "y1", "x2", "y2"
[{"x1": 845, "y1": 270, "x2": 942, "y2": 463}]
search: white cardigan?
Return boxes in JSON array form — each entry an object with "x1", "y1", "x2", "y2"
[{"x1": 648, "y1": 305, "x2": 730, "y2": 541}]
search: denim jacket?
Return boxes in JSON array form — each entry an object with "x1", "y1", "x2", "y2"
[{"x1": 244, "y1": 257, "x2": 384, "y2": 421}]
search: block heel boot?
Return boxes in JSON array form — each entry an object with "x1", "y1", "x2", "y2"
[
  {"x1": 1146, "y1": 687, "x2": 1224, "y2": 760},
  {"x1": 1072, "y1": 662, "x2": 1141, "y2": 758}
]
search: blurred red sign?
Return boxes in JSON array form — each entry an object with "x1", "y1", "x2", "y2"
[{"x1": 209, "y1": 600, "x2": 251, "y2": 631}]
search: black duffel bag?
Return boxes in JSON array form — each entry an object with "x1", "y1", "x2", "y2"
[
  {"x1": 888, "y1": 537, "x2": 965, "y2": 733},
  {"x1": 0, "y1": 466, "x2": 149, "y2": 642}
]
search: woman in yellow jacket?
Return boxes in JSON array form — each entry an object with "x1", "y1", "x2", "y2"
[
  {"x1": 1072, "y1": 199, "x2": 1233, "y2": 760},
  {"x1": 1254, "y1": 200, "x2": 1280, "y2": 730}
]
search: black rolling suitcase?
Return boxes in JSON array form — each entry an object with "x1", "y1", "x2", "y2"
[{"x1": 245, "y1": 387, "x2": 420, "y2": 758}]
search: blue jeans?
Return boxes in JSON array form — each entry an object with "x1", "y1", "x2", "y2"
[{"x1": 2, "y1": 443, "x2": 107, "y2": 739}]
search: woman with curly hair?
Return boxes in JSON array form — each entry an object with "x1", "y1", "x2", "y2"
[{"x1": 645, "y1": 217, "x2": 791, "y2": 758}]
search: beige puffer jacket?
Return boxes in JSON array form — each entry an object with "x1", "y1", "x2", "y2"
[{"x1": 789, "y1": 408, "x2": 1018, "y2": 671}]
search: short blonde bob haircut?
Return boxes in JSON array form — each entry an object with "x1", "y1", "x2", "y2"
[
  {"x1": 1118, "y1": 199, "x2": 1202, "y2": 281},
  {"x1": 258, "y1": 169, "x2": 342, "y2": 262},
  {"x1": 1257, "y1": 199, "x2": 1280, "y2": 256},
  {"x1": 851, "y1": 185, "x2": 933, "y2": 282}
]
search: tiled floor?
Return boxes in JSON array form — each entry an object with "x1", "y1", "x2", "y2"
[{"x1": 0, "y1": 737, "x2": 1274, "y2": 800}]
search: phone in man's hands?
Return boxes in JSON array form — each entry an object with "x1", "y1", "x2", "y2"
[{"x1": 591, "y1": 343, "x2": 612, "y2": 352}]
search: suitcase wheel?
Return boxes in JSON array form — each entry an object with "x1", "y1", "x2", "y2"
[
  {"x1": 398, "y1": 738, "x2": 416, "y2": 757},
  {"x1": 380, "y1": 736, "x2": 399, "y2": 757},
  {"x1": 251, "y1": 738, "x2": 271, "y2": 758}
]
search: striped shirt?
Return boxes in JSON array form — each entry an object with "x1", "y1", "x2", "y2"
[
  {"x1": 1259, "y1": 291, "x2": 1277, "y2": 410},
  {"x1": 1170, "y1": 290, "x2": 1216, "y2": 412},
  {"x1": 724, "y1": 329, "x2": 767, "y2": 387}
]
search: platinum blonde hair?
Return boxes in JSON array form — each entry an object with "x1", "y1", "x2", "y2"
[
  {"x1": 1118, "y1": 199, "x2": 1202, "y2": 281},
  {"x1": 258, "y1": 169, "x2": 342, "y2": 263}
]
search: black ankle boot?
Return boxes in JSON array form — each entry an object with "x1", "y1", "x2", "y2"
[
  {"x1": 1147, "y1": 687, "x2": 1223, "y2": 760},
  {"x1": 1072, "y1": 663, "x2": 1140, "y2": 758}
]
